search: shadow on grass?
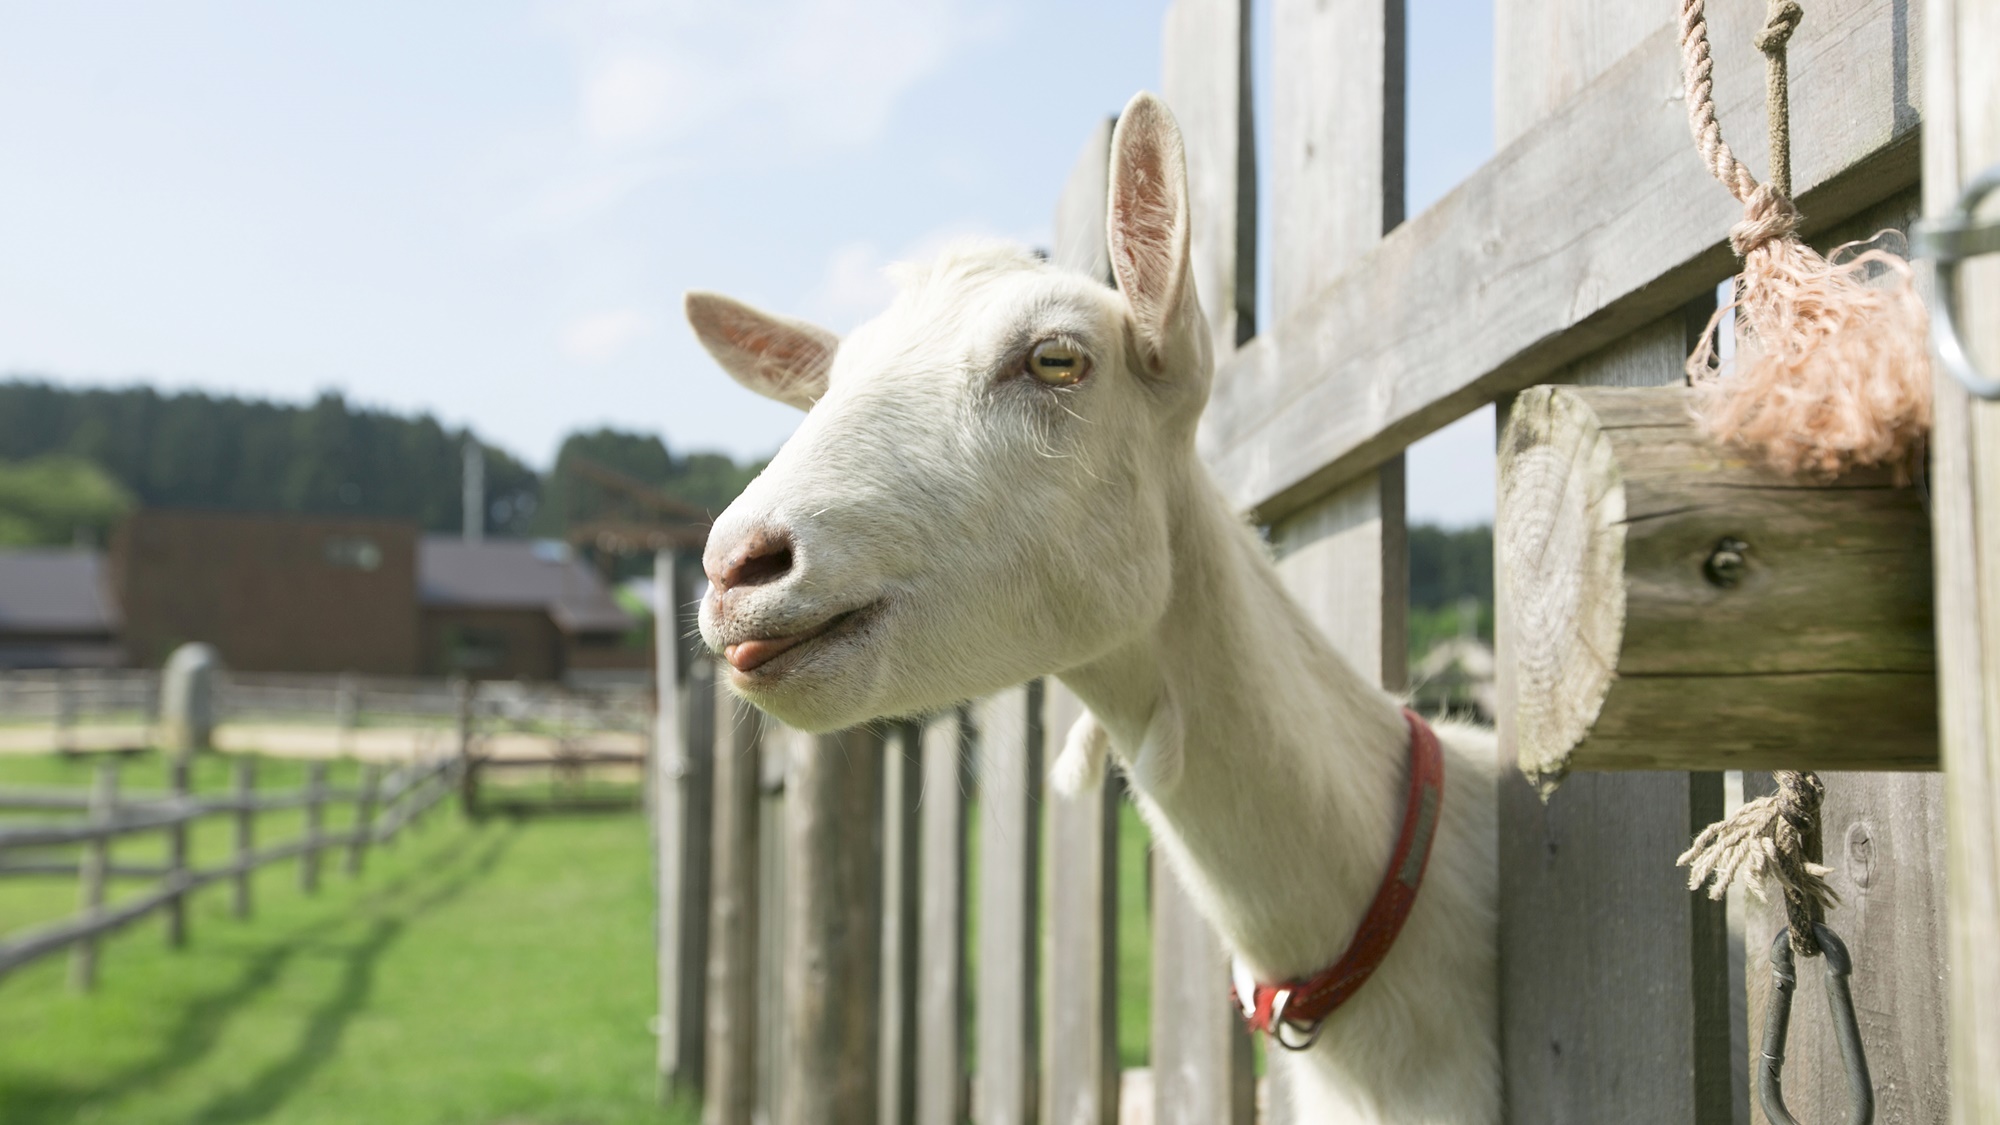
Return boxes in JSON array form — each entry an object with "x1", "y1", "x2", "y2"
[{"x1": 0, "y1": 822, "x2": 520, "y2": 1125}]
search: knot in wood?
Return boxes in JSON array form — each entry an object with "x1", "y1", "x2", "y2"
[{"x1": 1704, "y1": 537, "x2": 1750, "y2": 588}]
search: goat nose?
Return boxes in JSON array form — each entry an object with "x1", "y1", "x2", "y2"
[{"x1": 707, "y1": 528, "x2": 795, "y2": 593}]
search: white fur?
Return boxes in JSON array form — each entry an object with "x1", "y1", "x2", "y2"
[{"x1": 688, "y1": 92, "x2": 1498, "y2": 1124}]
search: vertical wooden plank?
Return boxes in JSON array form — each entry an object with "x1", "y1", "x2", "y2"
[
  {"x1": 1730, "y1": 188, "x2": 1948, "y2": 1125},
  {"x1": 1494, "y1": 311, "x2": 1733, "y2": 1125},
  {"x1": 915, "y1": 709, "x2": 972, "y2": 1125},
  {"x1": 233, "y1": 758, "x2": 254, "y2": 919},
  {"x1": 1040, "y1": 98, "x2": 1121, "y2": 1125},
  {"x1": 1924, "y1": 1, "x2": 2000, "y2": 1119},
  {"x1": 880, "y1": 722, "x2": 923, "y2": 1125},
  {"x1": 706, "y1": 685, "x2": 764, "y2": 1125},
  {"x1": 1150, "y1": 874, "x2": 1253, "y2": 1125},
  {"x1": 655, "y1": 546, "x2": 713, "y2": 1096},
  {"x1": 163, "y1": 755, "x2": 192, "y2": 944},
  {"x1": 1041, "y1": 683, "x2": 1120, "y2": 1125},
  {"x1": 299, "y1": 761, "x2": 326, "y2": 896},
  {"x1": 782, "y1": 724, "x2": 886, "y2": 1125},
  {"x1": 1259, "y1": 5, "x2": 1407, "y2": 1118},
  {"x1": 1053, "y1": 119, "x2": 1113, "y2": 285},
  {"x1": 1164, "y1": 0, "x2": 1256, "y2": 351},
  {"x1": 456, "y1": 678, "x2": 478, "y2": 817},
  {"x1": 680, "y1": 658, "x2": 718, "y2": 1089},
  {"x1": 654, "y1": 547, "x2": 689, "y2": 1093},
  {"x1": 1159, "y1": 4, "x2": 1260, "y2": 1122},
  {"x1": 347, "y1": 763, "x2": 380, "y2": 876},
  {"x1": 70, "y1": 764, "x2": 116, "y2": 991},
  {"x1": 1493, "y1": 0, "x2": 1670, "y2": 147},
  {"x1": 1741, "y1": 772, "x2": 1950, "y2": 1125},
  {"x1": 976, "y1": 682, "x2": 1044, "y2": 1125},
  {"x1": 757, "y1": 726, "x2": 794, "y2": 1125},
  {"x1": 1268, "y1": 0, "x2": 1403, "y2": 316}
]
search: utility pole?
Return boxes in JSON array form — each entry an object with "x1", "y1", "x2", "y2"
[{"x1": 462, "y1": 438, "x2": 485, "y2": 542}]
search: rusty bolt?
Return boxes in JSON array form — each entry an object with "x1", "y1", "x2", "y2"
[{"x1": 1704, "y1": 537, "x2": 1749, "y2": 588}]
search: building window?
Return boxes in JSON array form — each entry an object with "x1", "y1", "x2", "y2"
[
  {"x1": 324, "y1": 537, "x2": 383, "y2": 571},
  {"x1": 446, "y1": 626, "x2": 509, "y2": 671}
]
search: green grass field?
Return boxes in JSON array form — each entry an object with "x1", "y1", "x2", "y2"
[
  {"x1": 0, "y1": 752, "x2": 691, "y2": 1125},
  {"x1": 0, "y1": 748, "x2": 1174, "y2": 1124}
]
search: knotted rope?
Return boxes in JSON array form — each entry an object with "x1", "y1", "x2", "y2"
[
  {"x1": 1677, "y1": 0, "x2": 1931, "y2": 482},
  {"x1": 1680, "y1": 770, "x2": 1838, "y2": 957}
]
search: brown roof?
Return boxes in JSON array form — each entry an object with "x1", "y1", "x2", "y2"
[{"x1": 418, "y1": 537, "x2": 635, "y2": 634}]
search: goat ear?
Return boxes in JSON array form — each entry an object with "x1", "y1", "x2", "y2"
[
  {"x1": 684, "y1": 292, "x2": 838, "y2": 411},
  {"x1": 1107, "y1": 92, "x2": 1192, "y2": 372}
]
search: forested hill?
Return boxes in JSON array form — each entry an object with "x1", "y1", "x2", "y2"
[{"x1": 0, "y1": 380, "x2": 760, "y2": 545}]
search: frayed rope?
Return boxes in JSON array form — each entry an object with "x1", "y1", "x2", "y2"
[
  {"x1": 1678, "y1": 0, "x2": 1931, "y2": 482},
  {"x1": 1679, "y1": 769, "x2": 1838, "y2": 958}
]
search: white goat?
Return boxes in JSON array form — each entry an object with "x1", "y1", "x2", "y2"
[{"x1": 687, "y1": 92, "x2": 1498, "y2": 1124}]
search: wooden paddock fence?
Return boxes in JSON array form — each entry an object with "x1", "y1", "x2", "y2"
[
  {"x1": 0, "y1": 667, "x2": 654, "y2": 763},
  {"x1": 649, "y1": 1, "x2": 1997, "y2": 1124},
  {"x1": 0, "y1": 752, "x2": 459, "y2": 989}
]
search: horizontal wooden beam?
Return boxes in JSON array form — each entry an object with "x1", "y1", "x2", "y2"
[
  {"x1": 1497, "y1": 385, "x2": 1936, "y2": 786},
  {"x1": 1197, "y1": 0, "x2": 1920, "y2": 520}
]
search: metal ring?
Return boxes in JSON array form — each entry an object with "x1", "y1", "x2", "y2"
[
  {"x1": 1268, "y1": 989, "x2": 1328, "y2": 1053},
  {"x1": 1758, "y1": 924, "x2": 1875, "y2": 1125},
  {"x1": 1915, "y1": 161, "x2": 2000, "y2": 399}
]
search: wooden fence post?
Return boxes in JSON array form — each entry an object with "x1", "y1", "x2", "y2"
[
  {"x1": 55, "y1": 668, "x2": 76, "y2": 753},
  {"x1": 705, "y1": 687, "x2": 763, "y2": 1125},
  {"x1": 301, "y1": 762, "x2": 327, "y2": 894},
  {"x1": 1924, "y1": 1, "x2": 2000, "y2": 1118},
  {"x1": 347, "y1": 763, "x2": 381, "y2": 877},
  {"x1": 335, "y1": 673, "x2": 358, "y2": 757},
  {"x1": 653, "y1": 547, "x2": 717, "y2": 1099},
  {"x1": 165, "y1": 755, "x2": 191, "y2": 947},
  {"x1": 782, "y1": 724, "x2": 886, "y2": 1125},
  {"x1": 69, "y1": 763, "x2": 117, "y2": 990},
  {"x1": 879, "y1": 721, "x2": 923, "y2": 1125},
  {"x1": 1495, "y1": 313, "x2": 1734, "y2": 1124},
  {"x1": 914, "y1": 709, "x2": 971, "y2": 1125},
  {"x1": 757, "y1": 727, "x2": 793, "y2": 1125},
  {"x1": 1158, "y1": 2, "x2": 1259, "y2": 1121},
  {"x1": 233, "y1": 758, "x2": 255, "y2": 919},
  {"x1": 975, "y1": 682, "x2": 1042, "y2": 1125},
  {"x1": 456, "y1": 677, "x2": 479, "y2": 817},
  {"x1": 1041, "y1": 683, "x2": 1120, "y2": 1125}
]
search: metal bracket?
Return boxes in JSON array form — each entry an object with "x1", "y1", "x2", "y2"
[
  {"x1": 1758, "y1": 924, "x2": 1875, "y2": 1125},
  {"x1": 1914, "y1": 161, "x2": 2000, "y2": 399}
]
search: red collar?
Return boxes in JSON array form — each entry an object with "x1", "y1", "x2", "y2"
[{"x1": 1230, "y1": 708, "x2": 1445, "y2": 1050}]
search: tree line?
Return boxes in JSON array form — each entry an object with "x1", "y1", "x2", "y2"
[{"x1": 0, "y1": 380, "x2": 760, "y2": 548}]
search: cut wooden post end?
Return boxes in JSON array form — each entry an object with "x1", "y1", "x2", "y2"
[{"x1": 1497, "y1": 384, "x2": 1937, "y2": 789}]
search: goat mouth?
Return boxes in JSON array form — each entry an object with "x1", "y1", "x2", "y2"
[{"x1": 724, "y1": 603, "x2": 877, "y2": 676}]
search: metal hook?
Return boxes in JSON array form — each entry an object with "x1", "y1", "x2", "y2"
[
  {"x1": 1914, "y1": 161, "x2": 2000, "y2": 399},
  {"x1": 1759, "y1": 924, "x2": 1874, "y2": 1125}
]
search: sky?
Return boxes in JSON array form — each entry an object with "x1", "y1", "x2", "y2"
[{"x1": 0, "y1": 0, "x2": 1497, "y2": 526}]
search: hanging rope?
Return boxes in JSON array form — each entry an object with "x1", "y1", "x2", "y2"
[
  {"x1": 1679, "y1": 770, "x2": 1836, "y2": 956},
  {"x1": 1676, "y1": 0, "x2": 1931, "y2": 482}
]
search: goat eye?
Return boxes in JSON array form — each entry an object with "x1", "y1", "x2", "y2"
[{"x1": 1026, "y1": 340, "x2": 1091, "y2": 386}]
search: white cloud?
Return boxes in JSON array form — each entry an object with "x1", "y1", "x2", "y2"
[
  {"x1": 563, "y1": 308, "x2": 652, "y2": 361},
  {"x1": 582, "y1": 54, "x2": 702, "y2": 146},
  {"x1": 530, "y1": 0, "x2": 1006, "y2": 220},
  {"x1": 801, "y1": 223, "x2": 1020, "y2": 331}
]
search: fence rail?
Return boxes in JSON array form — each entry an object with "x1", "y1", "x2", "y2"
[{"x1": 0, "y1": 754, "x2": 458, "y2": 985}]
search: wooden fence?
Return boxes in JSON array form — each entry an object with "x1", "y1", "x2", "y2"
[
  {"x1": 0, "y1": 668, "x2": 653, "y2": 762},
  {"x1": 0, "y1": 753, "x2": 458, "y2": 988},
  {"x1": 651, "y1": 0, "x2": 1995, "y2": 1123}
]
